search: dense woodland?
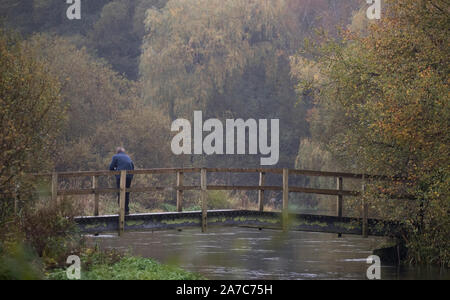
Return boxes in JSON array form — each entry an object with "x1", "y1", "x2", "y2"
[
  {"x1": 0, "y1": 0, "x2": 362, "y2": 173},
  {"x1": 0, "y1": 0, "x2": 448, "y2": 271}
]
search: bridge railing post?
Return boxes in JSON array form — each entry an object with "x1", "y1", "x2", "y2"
[
  {"x1": 93, "y1": 175, "x2": 99, "y2": 216},
  {"x1": 119, "y1": 170, "x2": 126, "y2": 236},
  {"x1": 176, "y1": 171, "x2": 183, "y2": 212},
  {"x1": 362, "y1": 174, "x2": 368, "y2": 238},
  {"x1": 258, "y1": 172, "x2": 265, "y2": 212},
  {"x1": 336, "y1": 176, "x2": 343, "y2": 238},
  {"x1": 282, "y1": 168, "x2": 289, "y2": 231},
  {"x1": 201, "y1": 168, "x2": 207, "y2": 232}
]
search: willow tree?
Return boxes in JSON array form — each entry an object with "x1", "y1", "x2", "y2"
[
  {"x1": 141, "y1": 0, "x2": 291, "y2": 115},
  {"x1": 141, "y1": 0, "x2": 308, "y2": 168}
]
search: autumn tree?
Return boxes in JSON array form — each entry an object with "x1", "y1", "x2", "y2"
[
  {"x1": 24, "y1": 34, "x2": 173, "y2": 172},
  {"x1": 0, "y1": 28, "x2": 65, "y2": 210},
  {"x1": 292, "y1": 0, "x2": 449, "y2": 265}
]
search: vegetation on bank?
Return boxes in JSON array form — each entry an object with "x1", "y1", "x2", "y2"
[
  {"x1": 47, "y1": 252, "x2": 204, "y2": 280},
  {"x1": 1, "y1": 241, "x2": 204, "y2": 280},
  {"x1": 0, "y1": 199, "x2": 203, "y2": 280}
]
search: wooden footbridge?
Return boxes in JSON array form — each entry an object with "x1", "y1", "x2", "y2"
[{"x1": 33, "y1": 168, "x2": 399, "y2": 237}]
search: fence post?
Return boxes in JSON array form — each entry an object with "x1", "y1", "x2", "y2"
[
  {"x1": 177, "y1": 171, "x2": 184, "y2": 212},
  {"x1": 93, "y1": 176, "x2": 99, "y2": 216},
  {"x1": 258, "y1": 172, "x2": 265, "y2": 212},
  {"x1": 201, "y1": 168, "x2": 207, "y2": 232},
  {"x1": 336, "y1": 176, "x2": 343, "y2": 238},
  {"x1": 118, "y1": 170, "x2": 126, "y2": 236},
  {"x1": 282, "y1": 168, "x2": 289, "y2": 231},
  {"x1": 51, "y1": 172, "x2": 58, "y2": 205},
  {"x1": 362, "y1": 174, "x2": 368, "y2": 238}
]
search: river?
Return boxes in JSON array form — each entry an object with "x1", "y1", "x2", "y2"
[{"x1": 86, "y1": 227, "x2": 449, "y2": 280}]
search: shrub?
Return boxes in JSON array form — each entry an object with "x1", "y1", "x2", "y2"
[{"x1": 19, "y1": 198, "x2": 84, "y2": 268}]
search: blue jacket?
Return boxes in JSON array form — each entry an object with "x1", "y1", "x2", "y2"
[{"x1": 109, "y1": 152, "x2": 134, "y2": 178}]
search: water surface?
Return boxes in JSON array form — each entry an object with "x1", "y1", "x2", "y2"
[{"x1": 87, "y1": 227, "x2": 449, "y2": 280}]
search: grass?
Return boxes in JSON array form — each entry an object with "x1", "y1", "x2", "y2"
[{"x1": 46, "y1": 252, "x2": 205, "y2": 280}]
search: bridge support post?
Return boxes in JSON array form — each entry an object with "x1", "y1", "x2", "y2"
[
  {"x1": 177, "y1": 171, "x2": 183, "y2": 212},
  {"x1": 118, "y1": 170, "x2": 126, "y2": 236},
  {"x1": 93, "y1": 175, "x2": 99, "y2": 216},
  {"x1": 282, "y1": 168, "x2": 289, "y2": 231},
  {"x1": 201, "y1": 168, "x2": 207, "y2": 232},
  {"x1": 336, "y1": 176, "x2": 343, "y2": 238},
  {"x1": 51, "y1": 172, "x2": 58, "y2": 206},
  {"x1": 258, "y1": 172, "x2": 265, "y2": 212},
  {"x1": 362, "y1": 175, "x2": 368, "y2": 238}
]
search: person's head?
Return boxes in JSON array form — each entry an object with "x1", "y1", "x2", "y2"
[{"x1": 116, "y1": 147, "x2": 125, "y2": 154}]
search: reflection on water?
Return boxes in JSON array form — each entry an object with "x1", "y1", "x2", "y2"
[{"x1": 87, "y1": 227, "x2": 449, "y2": 280}]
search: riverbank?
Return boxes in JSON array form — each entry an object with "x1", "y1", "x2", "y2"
[{"x1": 47, "y1": 250, "x2": 205, "y2": 280}]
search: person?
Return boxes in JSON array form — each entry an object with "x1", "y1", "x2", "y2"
[{"x1": 109, "y1": 147, "x2": 134, "y2": 215}]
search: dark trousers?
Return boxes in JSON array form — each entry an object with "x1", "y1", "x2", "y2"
[{"x1": 116, "y1": 176, "x2": 133, "y2": 213}]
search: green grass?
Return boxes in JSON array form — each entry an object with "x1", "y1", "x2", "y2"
[{"x1": 47, "y1": 255, "x2": 205, "y2": 280}]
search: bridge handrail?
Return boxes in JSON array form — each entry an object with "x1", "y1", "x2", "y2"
[{"x1": 30, "y1": 167, "x2": 401, "y2": 180}]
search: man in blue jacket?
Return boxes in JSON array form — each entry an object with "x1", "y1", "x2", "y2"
[{"x1": 109, "y1": 147, "x2": 134, "y2": 215}]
